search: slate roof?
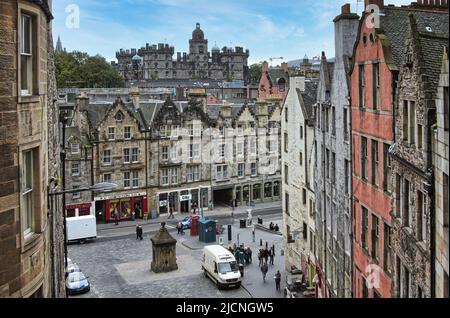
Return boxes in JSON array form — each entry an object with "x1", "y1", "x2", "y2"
[
  {"x1": 86, "y1": 103, "x2": 111, "y2": 129},
  {"x1": 419, "y1": 35, "x2": 449, "y2": 97},
  {"x1": 267, "y1": 68, "x2": 289, "y2": 85},
  {"x1": 296, "y1": 80, "x2": 319, "y2": 125},
  {"x1": 381, "y1": 7, "x2": 449, "y2": 68}
]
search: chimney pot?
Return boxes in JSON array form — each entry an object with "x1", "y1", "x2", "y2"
[{"x1": 342, "y1": 3, "x2": 351, "y2": 14}]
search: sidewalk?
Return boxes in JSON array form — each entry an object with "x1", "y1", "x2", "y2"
[{"x1": 96, "y1": 201, "x2": 281, "y2": 231}]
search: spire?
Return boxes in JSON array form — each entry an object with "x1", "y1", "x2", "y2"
[{"x1": 56, "y1": 35, "x2": 63, "y2": 53}]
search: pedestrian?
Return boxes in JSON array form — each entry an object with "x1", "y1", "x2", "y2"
[
  {"x1": 258, "y1": 250, "x2": 262, "y2": 266},
  {"x1": 275, "y1": 270, "x2": 281, "y2": 291},
  {"x1": 261, "y1": 263, "x2": 268, "y2": 283},
  {"x1": 274, "y1": 224, "x2": 279, "y2": 232},
  {"x1": 272, "y1": 244, "x2": 275, "y2": 257},
  {"x1": 269, "y1": 248, "x2": 274, "y2": 265},
  {"x1": 168, "y1": 207, "x2": 174, "y2": 219},
  {"x1": 136, "y1": 225, "x2": 143, "y2": 240},
  {"x1": 114, "y1": 213, "x2": 119, "y2": 225},
  {"x1": 252, "y1": 227, "x2": 256, "y2": 243},
  {"x1": 247, "y1": 247, "x2": 252, "y2": 264},
  {"x1": 176, "y1": 222, "x2": 182, "y2": 235},
  {"x1": 136, "y1": 225, "x2": 140, "y2": 240},
  {"x1": 264, "y1": 249, "x2": 269, "y2": 265}
]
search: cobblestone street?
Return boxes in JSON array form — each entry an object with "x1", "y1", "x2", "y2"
[{"x1": 68, "y1": 212, "x2": 285, "y2": 298}]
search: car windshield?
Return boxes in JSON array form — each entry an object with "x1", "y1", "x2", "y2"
[
  {"x1": 218, "y1": 261, "x2": 238, "y2": 274},
  {"x1": 68, "y1": 272, "x2": 86, "y2": 283}
]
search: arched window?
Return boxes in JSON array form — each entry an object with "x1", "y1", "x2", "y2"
[
  {"x1": 278, "y1": 78, "x2": 286, "y2": 92},
  {"x1": 115, "y1": 111, "x2": 124, "y2": 122}
]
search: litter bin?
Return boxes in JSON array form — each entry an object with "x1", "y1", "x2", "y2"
[{"x1": 240, "y1": 219, "x2": 246, "y2": 228}]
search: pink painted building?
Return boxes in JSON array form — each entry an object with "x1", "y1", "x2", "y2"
[{"x1": 258, "y1": 61, "x2": 289, "y2": 102}]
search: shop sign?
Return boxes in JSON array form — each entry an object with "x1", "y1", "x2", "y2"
[
  {"x1": 94, "y1": 192, "x2": 146, "y2": 201},
  {"x1": 159, "y1": 200, "x2": 168, "y2": 207},
  {"x1": 180, "y1": 194, "x2": 192, "y2": 201}
]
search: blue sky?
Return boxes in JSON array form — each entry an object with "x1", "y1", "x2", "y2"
[{"x1": 53, "y1": 0, "x2": 412, "y2": 65}]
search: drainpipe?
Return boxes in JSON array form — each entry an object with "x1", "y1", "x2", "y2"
[{"x1": 349, "y1": 94, "x2": 355, "y2": 298}]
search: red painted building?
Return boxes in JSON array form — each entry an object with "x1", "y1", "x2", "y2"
[
  {"x1": 258, "y1": 61, "x2": 289, "y2": 102},
  {"x1": 351, "y1": 0, "x2": 449, "y2": 298},
  {"x1": 350, "y1": 0, "x2": 396, "y2": 298}
]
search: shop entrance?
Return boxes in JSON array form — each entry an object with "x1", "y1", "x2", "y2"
[
  {"x1": 95, "y1": 201, "x2": 106, "y2": 223},
  {"x1": 180, "y1": 200, "x2": 190, "y2": 213},
  {"x1": 213, "y1": 188, "x2": 233, "y2": 207}
]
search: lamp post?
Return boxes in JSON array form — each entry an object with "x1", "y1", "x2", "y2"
[{"x1": 48, "y1": 182, "x2": 118, "y2": 298}]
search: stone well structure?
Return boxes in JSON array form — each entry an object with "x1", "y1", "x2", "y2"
[{"x1": 150, "y1": 222, "x2": 178, "y2": 273}]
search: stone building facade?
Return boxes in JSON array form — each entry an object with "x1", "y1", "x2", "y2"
[
  {"x1": 433, "y1": 46, "x2": 449, "y2": 299},
  {"x1": 0, "y1": 0, "x2": 65, "y2": 297},
  {"x1": 281, "y1": 76, "x2": 318, "y2": 288},
  {"x1": 390, "y1": 11, "x2": 448, "y2": 298},
  {"x1": 64, "y1": 88, "x2": 282, "y2": 221},
  {"x1": 115, "y1": 23, "x2": 249, "y2": 84},
  {"x1": 313, "y1": 4, "x2": 358, "y2": 298}
]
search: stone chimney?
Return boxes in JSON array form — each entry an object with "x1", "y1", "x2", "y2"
[
  {"x1": 76, "y1": 92, "x2": 89, "y2": 112},
  {"x1": 262, "y1": 61, "x2": 269, "y2": 73},
  {"x1": 256, "y1": 99, "x2": 268, "y2": 128},
  {"x1": 220, "y1": 100, "x2": 232, "y2": 118},
  {"x1": 129, "y1": 86, "x2": 140, "y2": 109},
  {"x1": 334, "y1": 3, "x2": 360, "y2": 61}
]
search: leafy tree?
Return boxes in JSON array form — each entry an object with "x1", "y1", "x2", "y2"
[
  {"x1": 55, "y1": 51, "x2": 124, "y2": 88},
  {"x1": 249, "y1": 63, "x2": 262, "y2": 85}
]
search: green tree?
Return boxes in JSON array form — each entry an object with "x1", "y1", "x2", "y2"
[
  {"x1": 249, "y1": 63, "x2": 262, "y2": 85},
  {"x1": 55, "y1": 51, "x2": 124, "y2": 88}
]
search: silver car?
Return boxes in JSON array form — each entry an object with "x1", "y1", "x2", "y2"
[{"x1": 66, "y1": 271, "x2": 90, "y2": 295}]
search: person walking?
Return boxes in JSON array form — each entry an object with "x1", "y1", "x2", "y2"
[
  {"x1": 258, "y1": 250, "x2": 263, "y2": 266},
  {"x1": 275, "y1": 270, "x2": 281, "y2": 291},
  {"x1": 264, "y1": 248, "x2": 269, "y2": 265},
  {"x1": 136, "y1": 225, "x2": 140, "y2": 240},
  {"x1": 168, "y1": 207, "x2": 174, "y2": 219},
  {"x1": 114, "y1": 213, "x2": 119, "y2": 225},
  {"x1": 269, "y1": 248, "x2": 274, "y2": 265},
  {"x1": 136, "y1": 225, "x2": 143, "y2": 240},
  {"x1": 261, "y1": 263, "x2": 269, "y2": 283}
]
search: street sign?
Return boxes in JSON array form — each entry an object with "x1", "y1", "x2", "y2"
[
  {"x1": 180, "y1": 194, "x2": 192, "y2": 201},
  {"x1": 159, "y1": 200, "x2": 168, "y2": 207}
]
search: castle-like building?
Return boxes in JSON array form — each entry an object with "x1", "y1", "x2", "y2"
[{"x1": 114, "y1": 23, "x2": 249, "y2": 84}]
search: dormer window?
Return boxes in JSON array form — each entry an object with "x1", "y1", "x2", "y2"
[
  {"x1": 369, "y1": 33, "x2": 375, "y2": 44},
  {"x1": 115, "y1": 111, "x2": 124, "y2": 122},
  {"x1": 278, "y1": 78, "x2": 286, "y2": 92},
  {"x1": 363, "y1": 33, "x2": 367, "y2": 46},
  {"x1": 70, "y1": 143, "x2": 80, "y2": 154}
]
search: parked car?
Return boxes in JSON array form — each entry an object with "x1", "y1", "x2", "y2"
[
  {"x1": 66, "y1": 263, "x2": 81, "y2": 275},
  {"x1": 180, "y1": 216, "x2": 192, "y2": 229},
  {"x1": 66, "y1": 271, "x2": 90, "y2": 295}
]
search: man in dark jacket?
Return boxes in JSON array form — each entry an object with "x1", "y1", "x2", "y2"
[{"x1": 136, "y1": 225, "x2": 143, "y2": 240}]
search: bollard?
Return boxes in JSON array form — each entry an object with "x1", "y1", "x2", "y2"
[
  {"x1": 260, "y1": 238, "x2": 263, "y2": 246},
  {"x1": 228, "y1": 225, "x2": 232, "y2": 241}
]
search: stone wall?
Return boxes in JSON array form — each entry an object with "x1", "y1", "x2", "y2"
[{"x1": 0, "y1": 0, "x2": 62, "y2": 297}]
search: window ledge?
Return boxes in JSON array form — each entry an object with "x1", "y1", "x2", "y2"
[
  {"x1": 22, "y1": 232, "x2": 42, "y2": 253},
  {"x1": 18, "y1": 95, "x2": 40, "y2": 104}
]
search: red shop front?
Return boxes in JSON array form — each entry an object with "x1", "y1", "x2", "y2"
[
  {"x1": 66, "y1": 203, "x2": 92, "y2": 218},
  {"x1": 94, "y1": 193, "x2": 148, "y2": 223}
]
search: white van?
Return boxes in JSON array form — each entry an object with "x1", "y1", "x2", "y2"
[
  {"x1": 67, "y1": 215, "x2": 97, "y2": 243},
  {"x1": 202, "y1": 245, "x2": 242, "y2": 289}
]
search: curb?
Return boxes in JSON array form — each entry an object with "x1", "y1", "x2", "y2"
[
  {"x1": 180, "y1": 240, "x2": 204, "y2": 251},
  {"x1": 97, "y1": 205, "x2": 281, "y2": 232}
]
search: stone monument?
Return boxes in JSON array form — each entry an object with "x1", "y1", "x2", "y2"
[{"x1": 150, "y1": 222, "x2": 178, "y2": 273}]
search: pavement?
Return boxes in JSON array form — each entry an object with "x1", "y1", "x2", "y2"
[{"x1": 68, "y1": 207, "x2": 285, "y2": 299}]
